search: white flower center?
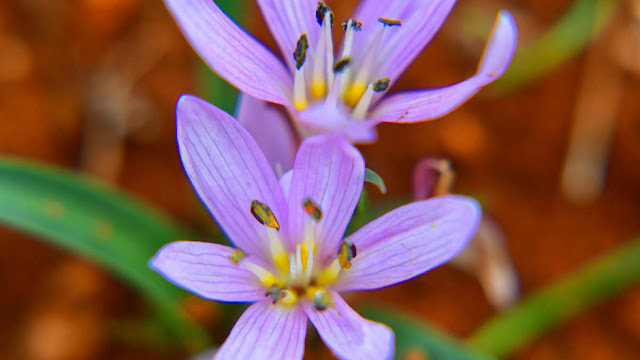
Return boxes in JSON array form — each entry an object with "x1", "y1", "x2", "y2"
[{"x1": 292, "y1": 1, "x2": 401, "y2": 120}]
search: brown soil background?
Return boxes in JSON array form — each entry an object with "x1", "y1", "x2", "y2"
[{"x1": 0, "y1": 0, "x2": 639, "y2": 359}]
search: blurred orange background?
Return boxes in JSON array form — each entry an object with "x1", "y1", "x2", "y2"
[{"x1": 0, "y1": 0, "x2": 639, "y2": 359}]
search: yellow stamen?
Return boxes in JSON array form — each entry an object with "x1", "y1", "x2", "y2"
[
  {"x1": 337, "y1": 240, "x2": 357, "y2": 269},
  {"x1": 307, "y1": 286, "x2": 333, "y2": 311},
  {"x1": 315, "y1": 259, "x2": 341, "y2": 286},
  {"x1": 244, "y1": 262, "x2": 281, "y2": 288},
  {"x1": 228, "y1": 248, "x2": 247, "y2": 265},
  {"x1": 311, "y1": 80, "x2": 326, "y2": 99},
  {"x1": 344, "y1": 81, "x2": 368, "y2": 108},
  {"x1": 250, "y1": 200, "x2": 280, "y2": 230}
]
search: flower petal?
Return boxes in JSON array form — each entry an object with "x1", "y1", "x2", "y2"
[
  {"x1": 304, "y1": 292, "x2": 394, "y2": 360},
  {"x1": 237, "y1": 94, "x2": 298, "y2": 174},
  {"x1": 371, "y1": 11, "x2": 518, "y2": 124},
  {"x1": 334, "y1": 196, "x2": 481, "y2": 291},
  {"x1": 287, "y1": 135, "x2": 365, "y2": 262},
  {"x1": 256, "y1": 0, "x2": 319, "y2": 70},
  {"x1": 164, "y1": 0, "x2": 292, "y2": 105},
  {"x1": 296, "y1": 104, "x2": 378, "y2": 143},
  {"x1": 149, "y1": 241, "x2": 265, "y2": 302},
  {"x1": 215, "y1": 301, "x2": 307, "y2": 360},
  {"x1": 177, "y1": 95, "x2": 288, "y2": 263}
]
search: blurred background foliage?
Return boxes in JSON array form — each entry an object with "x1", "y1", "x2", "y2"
[{"x1": 0, "y1": 0, "x2": 639, "y2": 359}]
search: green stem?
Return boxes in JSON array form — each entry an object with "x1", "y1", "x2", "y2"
[{"x1": 468, "y1": 238, "x2": 640, "y2": 357}]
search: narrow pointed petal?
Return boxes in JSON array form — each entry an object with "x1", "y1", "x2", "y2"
[
  {"x1": 256, "y1": 0, "x2": 319, "y2": 70},
  {"x1": 296, "y1": 105, "x2": 379, "y2": 143},
  {"x1": 215, "y1": 301, "x2": 307, "y2": 360},
  {"x1": 287, "y1": 135, "x2": 365, "y2": 261},
  {"x1": 371, "y1": 11, "x2": 518, "y2": 124},
  {"x1": 150, "y1": 241, "x2": 266, "y2": 302},
  {"x1": 304, "y1": 292, "x2": 394, "y2": 360},
  {"x1": 177, "y1": 95, "x2": 288, "y2": 263},
  {"x1": 334, "y1": 196, "x2": 481, "y2": 291},
  {"x1": 237, "y1": 94, "x2": 298, "y2": 174},
  {"x1": 164, "y1": 0, "x2": 292, "y2": 105}
]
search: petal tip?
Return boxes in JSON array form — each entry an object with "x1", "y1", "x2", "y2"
[{"x1": 477, "y1": 10, "x2": 519, "y2": 82}]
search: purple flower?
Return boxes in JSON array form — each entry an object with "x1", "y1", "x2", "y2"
[
  {"x1": 163, "y1": 0, "x2": 517, "y2": 147},
  {"x1": 150, "y1": 95, "x2": 481, "y2": 359}
]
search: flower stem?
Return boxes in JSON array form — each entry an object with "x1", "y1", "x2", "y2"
[{"x1": 468, "y1": 237, "x2": 640, "y2": 357}]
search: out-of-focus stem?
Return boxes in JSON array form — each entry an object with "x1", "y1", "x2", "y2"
[
  {"x1": 561, "y1": 23, "x2": 623, "y2": 204},
  {"x1": 468, "y1": 238, "x2": 640, "y2": 358}
]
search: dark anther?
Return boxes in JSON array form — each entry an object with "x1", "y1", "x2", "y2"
[
  {"x1": 378, "y1": 17, "x2": 402, "y2": 27},
  {"x1": 373, "y1": 77, "x2": 391, "y2": 92},
  {"x1": 341, "y1": 20, "x2": 363, "y2": 32},
  {"x1": 316, "y1": 1, "x2": 334, "y2": 27},
  {"x1": 293, "y1": 34, "x2": 309, "y2": 70},
  {"x1": 250, "y1": 200, "x2": 280, "y2": 230},
  {"x1": 302, "y1": 197, "x2": 323, "y2": 222},
  {"x1": 333, "y1": 57, "x2": 352, "y2": 74}
]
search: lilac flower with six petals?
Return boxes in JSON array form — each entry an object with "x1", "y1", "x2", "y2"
[
  {"x1": 150, "y1": 95, "x2": 481, "y2": 359},
  {"x1": 163, "y1": 0, "x2": 517, "y2": 149}
]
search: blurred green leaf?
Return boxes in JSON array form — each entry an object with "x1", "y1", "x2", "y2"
[
  {"x1": 492, "y1": 0, "x2": 621, "y2": 93},
  {"x1": 0, "y1": 157, "x2": 209, "y2": 350},
  {"x1": 362, "y1": 308, "x2": 495, "y2": 360},
  {"x1": 469, "y1": 237, "x2": 640, "y2": 357}
]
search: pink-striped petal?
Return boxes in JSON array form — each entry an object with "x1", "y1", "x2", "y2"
[
  {"x1": 164, "y1": 0, "x2": 292, "y2": 105},
  {"x1": 287, "y1": 135, "x2": 365, "y2": 262},
  {"x1": 370, "y1": 11, "x2": 518, "y2": 124},
  {"x1": 177, "y1": 95, "x2": 288, "y2": 263},
  {"x1": 215, "y1": 301, "x2": 307, "y2": 360},
  {"x1": 149, "y1": 241, "x2": 265, "y2": 302},
  {"x1": 305, "y1": 292, "x2": 394, "y2": 360},
  {"x1": 334, "y1": 196, "x2": 481, "y2": 291},
  {"x1": 237, "y1": 94, "x2": 298, "y2": 174},
  {"x1": 256, "y1": 0, "x2": 319, "y2": 70}
]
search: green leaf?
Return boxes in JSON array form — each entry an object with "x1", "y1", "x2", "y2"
[
  {"x1": 469, "y1": 237, "x2": 640, "y2": 357},
  {"x1": 492, "y1": 0, "x2": 621, "y2": 93},
  {"x1": 365, "y1": 168, "x2": 387, "y2": 194},
  {"x1": 0, "y1": 157, "x2": 209, "y2": 350},
  {"x1": 362, "y1": 308, "x2": 496, "y2": 360}
]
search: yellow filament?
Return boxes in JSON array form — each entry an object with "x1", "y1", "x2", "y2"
[
  {"x1": 294, "y1": 98, "x2": 308, "y2": 110},
  {"x1": 273, "y1": 252, "x2": 290, "y2": 276},
  {"x1": 311, "y1": 80, "x2": 326, "y2": 98},
  {"x1": 315, "y1": 259, "x2": 341, "y2": 286},
  {"x1": 280, "y1": 289, "x2": 298, "y2": 305},
  {"x1": 244, "y1": 262, "x2": 281, "y2": 288},
  {"x1": 344, "y1": 82, "x2": 368, "y2": 108}
]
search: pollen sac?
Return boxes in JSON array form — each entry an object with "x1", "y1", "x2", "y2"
[
  {"x1": 373, "y1": 77, "x2": 391, "y2": 93},
  {"x1": 337, "y1": 240, "x2": 357, "y2": 269},
  {"x1": 265, "y1": 285, "x2": 286, "y2": 304},
  {"x1": 228, "y1": 248, "x2": 248, "y2": 265},
  {"x1": 302, "y1": 197, "x2": 323, "y2": 222},
  {"x1": 378, "y1": 17, "x2": 402, "y2": 27},
  {"x1": 293, "y1": 34, "x2": 309, "y2": 70},
  {"x1": 312, "y1": 289, "x2": 333, "y2": 311},
  {"x1": 341, "y1": 20, "x2": 363, "y2": 32},
  {"x1": 316, "y1": 1, "x2": 334, "y2": 26},
  {"x1": 333, "y1": 57, "x2": 352, "y2": 74},
  {"x1": 251, "y1": 200, "x2": 280, "y2": 230}
]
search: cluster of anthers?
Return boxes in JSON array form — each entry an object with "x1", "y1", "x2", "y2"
[
  {"x1": 228, "y1": 197, "x2": 356, "y2": 312},
  {"x1": 292, "y1": 0, "x2": 401, "y2": 120}
]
